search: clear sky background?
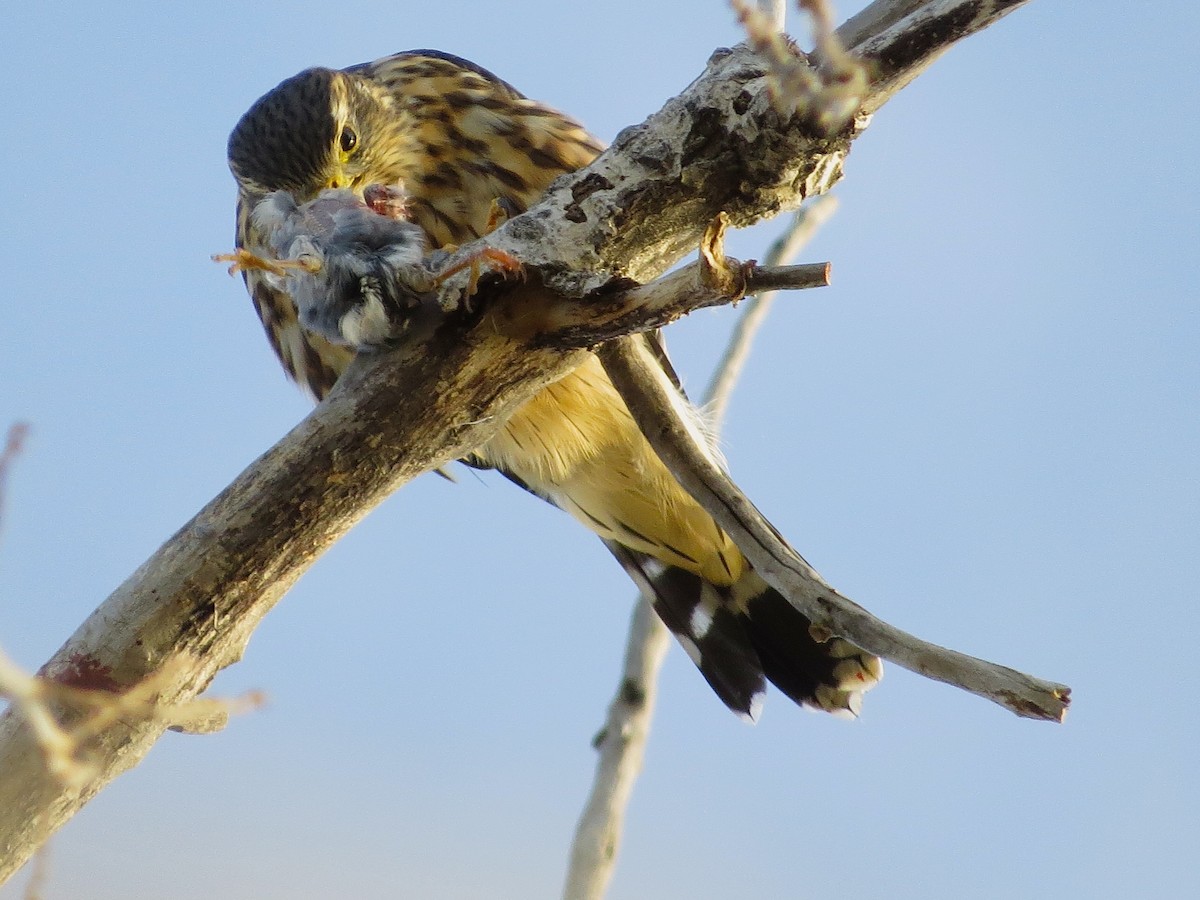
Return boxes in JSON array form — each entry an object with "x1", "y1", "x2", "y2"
[{"x1": 1, "y1": 2, "x2": 1196, "y2": 898}]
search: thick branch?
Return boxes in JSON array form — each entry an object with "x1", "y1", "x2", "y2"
[
  {"x1": 597, "y1": 337, "x2": 1070, "y2": 721},
  {"x1": 478, "y1": 0, "x2": 1031, "y2": 296},
  {"x1": 0, "y1": 325, "x2": 590, "y2": 883}
]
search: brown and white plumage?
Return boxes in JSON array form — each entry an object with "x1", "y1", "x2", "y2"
[{"x1": 227, "y1": 50, "x2": 880, "y2": 720}]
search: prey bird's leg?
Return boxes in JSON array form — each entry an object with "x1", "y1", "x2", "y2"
[{"x1": 212, "y1": 249, "x2": 321, "y2": 278}]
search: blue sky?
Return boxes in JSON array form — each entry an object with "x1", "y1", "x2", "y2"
[{"x1": 1, "y1": 1, "x2": 1197, "y2": 898}]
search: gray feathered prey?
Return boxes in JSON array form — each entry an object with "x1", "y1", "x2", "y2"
[{"x1": 233, "y1": 185, "x2": 438, "y2": 348}]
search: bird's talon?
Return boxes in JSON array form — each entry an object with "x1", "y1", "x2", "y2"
[
  {"x1": 478, "y1": 247, "x2": 523, "y2": 277},
  {"x1": 431, "y1": 247, "x2": 523, "y2": 296}
]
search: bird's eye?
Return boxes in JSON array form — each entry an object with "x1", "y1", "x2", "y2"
[{"x1": 339, "y1": 126, "x2": 359, "y2": 154}]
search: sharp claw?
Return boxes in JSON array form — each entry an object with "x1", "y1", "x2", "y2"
[{"x1": 432, "y1": 247, "x2": 523, "y2": 296}]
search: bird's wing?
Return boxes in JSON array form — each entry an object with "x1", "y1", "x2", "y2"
[{"x1": 354, "y1": 50, "x2": 604, "y2": 247}]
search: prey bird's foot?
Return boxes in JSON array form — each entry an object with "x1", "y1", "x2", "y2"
[
  {"x1": 213, "y1": 248, "x2": 320, "y2": 278},
  {"x1": 213, "y1": 248, "x2": 283, "y2": 277}
]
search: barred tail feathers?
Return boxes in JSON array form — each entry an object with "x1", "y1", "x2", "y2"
[
  {"x1": 481, "y1": 353, "x2": 882, "y2": 720},
  {"x1": 732, "y1": 570, "x2": 883, "y2": 717},
  {"x1": 611, "y1": 544, "x2": 882, "y2": 721}
]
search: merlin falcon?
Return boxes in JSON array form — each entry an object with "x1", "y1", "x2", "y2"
[{"x1": 227, "y1": 49, "x2": 881, "y2": 720}]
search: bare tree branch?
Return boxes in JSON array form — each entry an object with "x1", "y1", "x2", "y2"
[
  {"x1": 562, "y1": 598, "x2": 670, "y2": 900},
  {"x1": 0, "y1": 228, "x2": 797, "y2": 885},
  {"x1": 0, "y1": 650, "x2": 263, "y2": 789},
  {"x1": 0, "y1": 0, "x2": 1041, "y2": 882},
  {"x1": 529, "y1": 251, "x2": 829, "y2": 350},
  {"x1": 560, "y1": 11, "x2": 830, "y2": 891},
  {"x1": 597, "y1": 335, "x2": 1070, "y2": 721},
  {"x1": 834, "y1": 0, "x2": 1030, "y2": 115},
  {"x1": 20, "y1": 841, "x2": 48, "y2": 900}
]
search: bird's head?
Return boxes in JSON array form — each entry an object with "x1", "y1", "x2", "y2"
[{"x1": 228, "y1": 67, "x2": 417, "y2": 202}]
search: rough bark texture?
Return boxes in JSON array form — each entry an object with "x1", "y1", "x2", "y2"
[
  {"x1": 0, "y1": 0, "x2": 1039, "y2": 882},
  {"x1": 481, "y1": 54, "x2": 857, "y2": 295}
]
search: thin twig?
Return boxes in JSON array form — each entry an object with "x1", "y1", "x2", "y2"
[
  {"x1": 732, "y1": 0, "x2": 867, "y2": 128},
  {"x1": 562, "y1": 599, "x2": 670, "y2": 900},
  {"x1": 0, "y1": 426, "x2": 264, "y2": 789},
  {"x1": 532, "y1": 255, "x2": 829, "y2": 350},
  {"x1": 21, "y1": 841, "x2": 49, "y2": 900},
  {"x1": 0, "y1": 649, "x2": 265, "y2": 790}
]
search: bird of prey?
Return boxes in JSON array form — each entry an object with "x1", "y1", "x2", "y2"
[{"x1": 227, "y1": 50, "x2": 881, "y2": 720}]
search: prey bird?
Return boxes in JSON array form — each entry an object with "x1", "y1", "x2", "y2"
[
  {"x1": 227, "y1": 50, "x2": 881, "y2": 720},
  {"x1": 218, "y1": 185, "x2": 433, "y2": 347},
  {"x1": 217, "y1": 184, "x2": 519, "y2": 347}
]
